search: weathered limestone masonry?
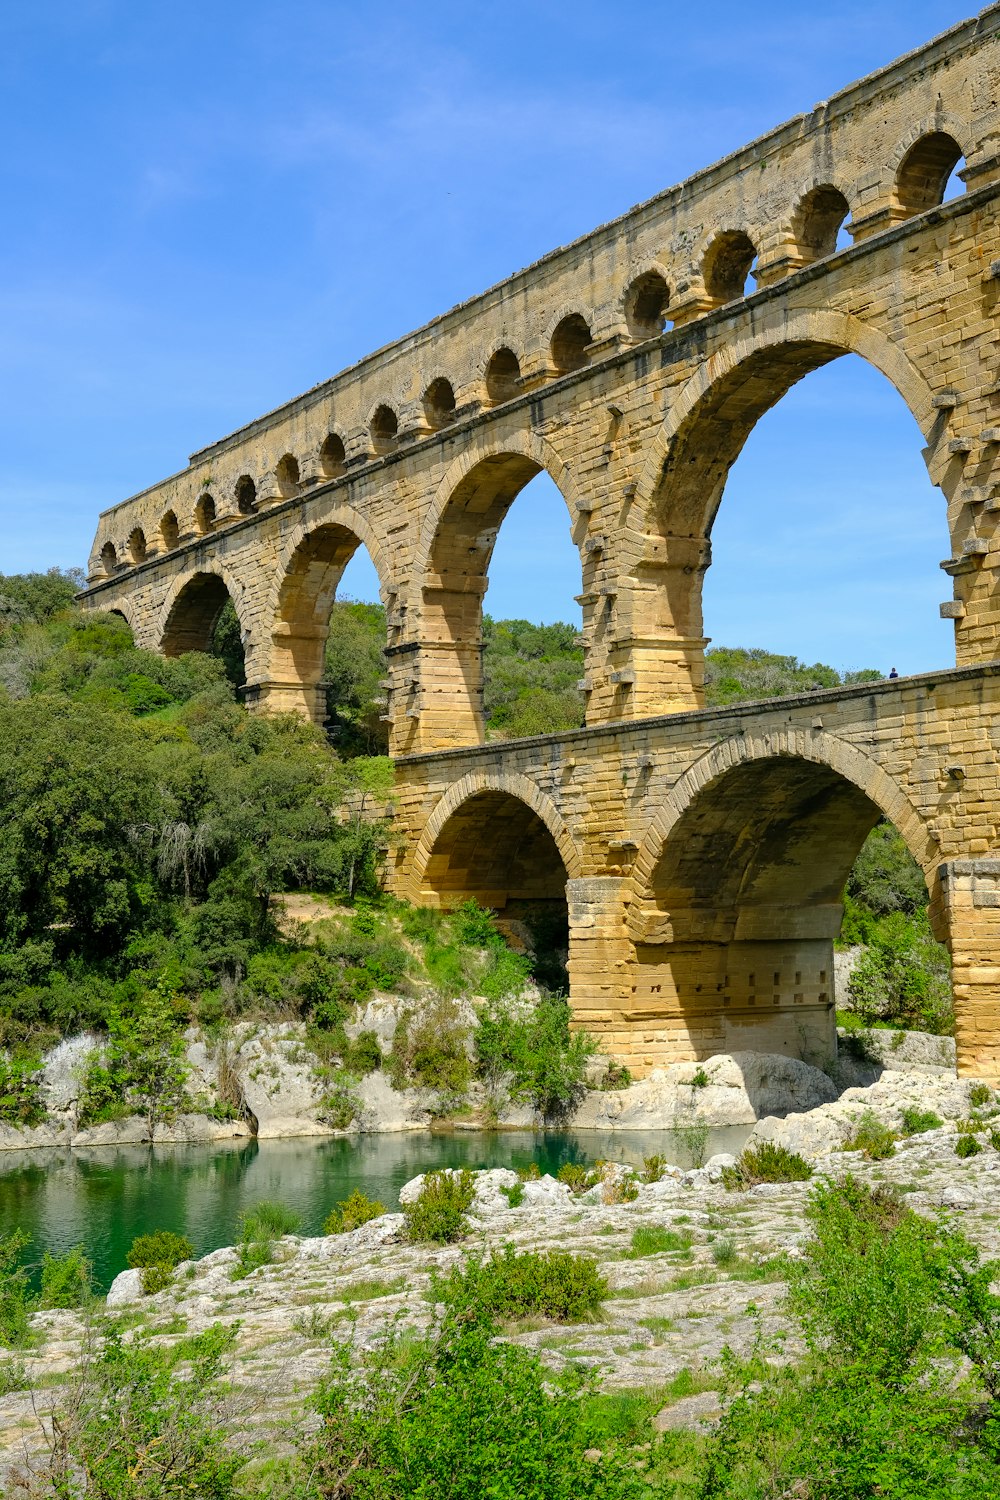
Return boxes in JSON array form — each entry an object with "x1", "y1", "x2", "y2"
[{"x1": 83, "y1": 9, "x2": 1000, "y2": 1077}]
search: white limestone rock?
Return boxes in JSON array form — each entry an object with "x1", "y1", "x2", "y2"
[
  {"x1": 572, "y1": 1052, "x2": 836, "y2": 1130},
  {"x1": 105, "y1": 1268, "x2": 144, "y2": 1306}
]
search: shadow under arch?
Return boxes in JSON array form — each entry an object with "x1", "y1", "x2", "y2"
[
  {"x1": 410, "y1": 773, "x2": 581, "y2": 987},
  {"x1": 260, "y1": 503, "x2": 393, "y2": 716},
  {"x1": 623, "y1": 309, "x2": 942, "y2": 710},
  {"x1": 626, "y1": 731, "x2": 932, "y2": 1066},
  {"x1": 158, "y1": 564, "x2": 250, "y2": 660},
  {"x1": 410, "y1": 431, "x2": 584, "y2": 747}
]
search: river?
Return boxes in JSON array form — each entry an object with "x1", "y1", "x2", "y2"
[{"x1": 0, "y1": 1124, "x2": 753, "y2": 1291}]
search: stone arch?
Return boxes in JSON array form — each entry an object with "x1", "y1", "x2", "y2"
[
  {"x1": 548, "y1": 311, "x2": 592, "y2": 375},
  {"x1": 275, "y1": 454, "x2": 300, "y2": 497},
  {"x1": 127, "y1": 528, "x2": 147, "y2": 565},
  {"x1": 413, "y1": 771, "x2": 583, "y2": 887},
  {"x1": 625, "y1": 309, "x2": 940, "y2": 678},
  {"x1": 632, "y1": 729, "x2": 929, "y2": 907},
  {"x1": 194, "y1": 493, "x2": 216, "y2": 535},
  {"x1": 622, "y1": 264, "x2": 671, "y2": 339},
  {"x1": 156, "y1": 562, "x2": 250, "y2": 659},
  {"x1": 160, "y1": 510, "x2": 180, "y2": 550},
  {"x1": 422, "y1": 376, "x2": 457, "y2": 431},
  {"x1": 260, "y1": 500, "x2": 393, "y2": 705},
  {"x1": 408, "y1": 428, "x2": 585, "y2": 746},
  {"x1": 369, "y1": 403, "x2": 399, "y2": 456},
  {"x1": 235, "y1": 475, "x2": 257, "y2": 514},
  {"x1": 483, "y1": 344, "x2": 522, "y2": 405},
  {"x1": 319, "y1": 433, "x2": 346, "y2": 478},
  {"x1": 627, "y1": 731, "x2": 930, "y2": 1066},
  {"x1": 100, "y1": 541, "x2": 117, "y2": 576},
  {"x1": 702, "y1": 229, "x2": 759, "y2": 303},
  {"x1": 888, "y1": 116, "x2": 969, "y2": 217},
  {"x1": 787, "y1": 183, "x2": 852, "y2": 261}
]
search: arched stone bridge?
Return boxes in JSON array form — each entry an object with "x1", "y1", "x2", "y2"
[{"x1": 83, "y1": 8, "x2": 1000, "y2": 1078}]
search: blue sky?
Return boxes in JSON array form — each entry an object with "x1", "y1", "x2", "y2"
[{"x1": 0, "y1": 1, "x2": 967, "y2": 675}]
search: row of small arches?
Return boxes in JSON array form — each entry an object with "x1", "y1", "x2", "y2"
[{"x1": 97, "y1": 131, "x2": 967, "y2": 577}]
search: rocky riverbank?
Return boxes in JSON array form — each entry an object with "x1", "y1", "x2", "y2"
[
  {"x1": 0, "y1": 1056, "x2": 994, "y2": 1485},
  {"x1": 0, "y1": 1011, "x2": 959, "y2": 1149}
]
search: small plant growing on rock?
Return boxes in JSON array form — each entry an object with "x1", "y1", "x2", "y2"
[
  {"x1": 342, "y1": 1030, "x2": 382, "y2": 1077},
  {"x1": 722, "y1": 1142, "x2": 813, "y2": 1191},
  {"x1": 841, "y1": 1111, "x2": 897, "y2": 1160},
  {"x1": 901, "y1": 1106, "x2": 943, "y2": 1136},
  {"x1": 324, "y1": 1190, "x2": 384, "y2": 1236},
  {"x1": 0, "y1": 1230, "x2": 34, "y2": 1346},
  {"x1": 232, "y1": 1200, "x2": 300, "y2": 1282},
  {"x1": 690, "y1": 1066, "x2": 710, "y2": 1088},
  {"x1": 402, "y1": 1169, "x2": 475, "y2": 1244},
  {"x1": 501, "y1": 1181, "x2": 525, "y2": 1208},
  {"x1": 627, "y1": 1225, "x2": 693, "y2": 1258},
  {"x1": 990, "y1": 1128, "x2": 1000, "y2": 1153},
  {"x1": 710, "y1": 1237, "x2": 738, "y2": 1268},
  {"x1": 517, "y1": 1162, "x2": 541, "y2": 1182},
  {"x1": 127, "y1": 1229, "x2": 194, "y2": 1296},
  {"x1": 956, "y1": 1133, "x2": 983, "y2": 1159},
  {"x1": 557, "y1": 1162, "x2": 601, "y2": 1195},
  {"x1": 434, "y1": 1246, "x2": 607, "y2": 1324},
  {"x1": 640, "y1": 1154, "x2": 667, "y2": 1184},
  {"x1": 970, "y1": 1083, "x2": 993, "y2": 1108},
  {"x1": 601, "y1": 1170, "x2": 639, "y2": 1205},
  {"x1": 601, "y1": 1061, "x2": 632, "y2": 1091}
]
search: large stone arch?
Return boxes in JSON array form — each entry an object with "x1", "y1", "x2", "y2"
[
  {"x1": 616, "y1": 308, "x2": 944, "y2": 715},
  {"x1": 632, "y1": 727, "x2": 928, "y2": 909},
  {"x1": 156, "y1": 561, "x2": 251, "y2": 659},
  {"x1": 404, "y1": 429, "x2": 586, "y2": 750},
  {"x1": 410, "y1": 770, "x2": 583, "y2": 894},
  {"x1": 255, "y1": 501, "x2": 395, "y2": 724},
  {"x1": 624, "y1": 729, "x2": 931, "y2": 1068}
]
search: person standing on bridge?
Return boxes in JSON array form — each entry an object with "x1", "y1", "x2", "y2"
[{"x1": 889, "y1": 667, "x2": 899, "y2": 680}]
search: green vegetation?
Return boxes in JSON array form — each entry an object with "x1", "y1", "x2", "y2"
[
  {"x1": 127, "y1": 1229, "x2": 194, "y2": 1296},
  {"x1": 902, "y1": 1105, "x2": 944, "y2": 1135},
  {"x1": 627, "y1": 1225, "x2": 694, "y2": 1258},
  {"x1": 956, "y1": 1132, "x2": 983, "y2": 1158},
  {"x1": 39, "y1": 1245, "x2": 93, "y2": 1309},
  {"x1": 434, "y1": 1246, "x2": 608, "y2": 1324},
  {"x1": 841, "y1": 1109, "x2": 898, "y2": 1160},
  {"x1": 722, "y1": 1142, "x2": 813, "y2": 1190},
  {"x1": 402, "y1": 1168, "x2": 476, "y2": 1243},
  {"x1": 476, "y1": 990, "x2": 594, "y2": 1118},
  {"x1": 323, "y1": 1190, "x2": 385, "y2": 1236},
  {"x1": 0, "y1": 1229, "x2": 33, "y2": 1346},
  {"x1": 232, "y1": 1200, "x2": 301, "y2": 1281}
]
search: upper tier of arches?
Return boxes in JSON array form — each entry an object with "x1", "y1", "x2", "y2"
[{"x1": 91, "y1": 110, "x2": 982, "y2": 577}]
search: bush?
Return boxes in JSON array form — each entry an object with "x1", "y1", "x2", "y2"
[
  {"x1": 240, "y1": 1200, "x2": 300, "y2": 1239},
  {"x1": 475, "y1": 991, "x2": 595, "y2": 1121},
  {"x1": 389, "y1": 997, "x2": 471, "y2": 1097},
  {"x1": 722, "y1": 1142, "x2": 813, "y2": 1191},
  {"x1": 0, "y1": 1054, "x2": 46, "y2": 1126},
  {"x1": 0, "y1": 1230, "x2": 33, "y2": 1346},
  {"x1": 316, "y1": 1072, "x2": 361, "y2": 1130},
  {"x1": 40, "y1": 1245, "x2": 92, "y2": 1309},
  {"x1": 847, "y1": 907, "x2": 952, "y2": 1034},
  {"x1": 127, "y1": 1229, "x2": 194, "y2": 1296},
  {"x1": 501, "y1": 1181, "x2": 525, "y2": 1207},
  {"x1": 956, "y1": 1133, "x2": 983, "y2": 1158},
  {"x1": 302, "y1": 1309, "x2": 643, "y2": 1499},
  {"x1": 557, "y1": 1162, "x2": 601, "y2": 1194},
  {"x1": 435, "y1": 1247, "x2": 607, "y2": 1324},
  {"x1": 970, "y1": 1082, "x2": 993, "y2": 1108},
  {"x1": 841, "y1": 1110, "x2": 897, "y2": 1160},
  {"x1": 324, "y1": 1190, "x2": 384, "y2": 1236},
  {"x1": 402, "y1": 1169, "x2": 475, "y2": 1244},
  {"x1": 901, "y1": 1106, "x2": 943, "y2": 1136},
  {"x1": 696, "y1": 1175, "x2": 1000, "y2": 1497},
  {"x1": 640, "y1": 1154, "x2": 667, "y2": 1184},
  {"x1": 342, "y1": 1028, "x2": 382, "y2": 1076},
  {"x1": 601, "y1": 1061, "x2": 632, "y2": 1090}
]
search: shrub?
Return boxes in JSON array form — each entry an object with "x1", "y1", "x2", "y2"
[
  {"x1": 602, "y1": 1170, "x2": 639, "y2": 1205},
  {"x1": 240, "y1": 1200, "x2": 301, "y2": 1239},
  {"x1": 342, "y1": 1029, "x2": 382, "y2": 1076},
  {"x1": 970, "y1": 1082, "x2": 993, "y2": 1108},
  {"x1": 501, "y1": 1181, "x2": 525, "y2": 1208},
  {"x1": 640, "y1": 1154, "x2": 667, "y2": 1184},
  {"x1": 389, "y1": 998, "x2": 471, "y2": 1097},
  {"x1": 127, "y1": 1229, "x2": 193, "y2": 1295},
  {"x1": 711, "y1": 1237, "x2": 737, "y2": 1268},
  {"x1": 601, "y1": 1061, "x2": 632, "y2": 1091},
  {"x1": 475, "y1": 992, "x2": 594, "y2": 1119},
  {"x1": 435, "y1": 1247, "x2": 607, "y2": 1324},
  {"x1": 901, "y1": 1106, "x2": 943, "y2": 1136},
  {"x1": 40, "y1": 1245, "x2": 92, "y2": 1309},
  {"x1": 841, "y1": 1110, "x2": 897, "y2": 1160},
  {"x1": 317, "y1": 1073, "x2": 361, "y2": 1130},
  {"x1": 722, "y1": 1142, "x2": 813, "y2": 1191},
  {"x1": 557, "y1": 1162, "x2": 601, "y2": 1194},
  {"x1": 324, "y1": 1190, "x2": 384, "y2": 1236},
  {"x1": 402, "y1": 1168, "x2": 475, "y2": 1244},
  {"x1": 847, "y1": 907, "x2": 952, "y2": 1034},
  {"x1": 0, "y1": 1230, "x2": 33, "y2": 1346},
  {"x1": 956, "y1": 1133, "x2": 983, "y2": 1159},
  {"x1": 0, "y1": 1054, "x2": 46, "y2": 1126},
  {"x1": 690, "y1": 1066, "x2": 709, "y2": 1088},
  {"x1": 302, "y1": 1310, "x2": 642, "y2": 1499}
]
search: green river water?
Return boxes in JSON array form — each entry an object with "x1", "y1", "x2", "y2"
[{"x1": 0, "y1": 1125, "x2": 753, "y2": 1291}]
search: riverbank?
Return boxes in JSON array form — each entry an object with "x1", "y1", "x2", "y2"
[{"x1": 0, "y1": 1016, "x2": 959, "y2": 1150}]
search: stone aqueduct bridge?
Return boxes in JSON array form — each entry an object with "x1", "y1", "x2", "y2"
[{"x1": 83, "y1": 8, "x2": 1000, "y2": 1077}]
